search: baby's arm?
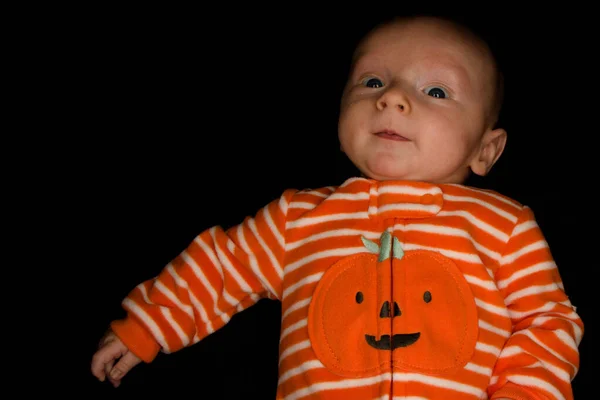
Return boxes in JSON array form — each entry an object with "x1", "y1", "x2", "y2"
[
  {"x1": 489, "y1": 206, "x2": 583, "y2": 400},
  {"x1": 91, "y1": 189, "x2": 297, "y2": 385}
]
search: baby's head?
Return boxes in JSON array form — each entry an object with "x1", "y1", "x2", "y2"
[{"x1": 338, "y1": 15, "x2": 506, "y2": 184}]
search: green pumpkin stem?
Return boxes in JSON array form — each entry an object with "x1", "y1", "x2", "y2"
[
  {"x1": 361, "y1": 231, "x2": 395, "y2": 261},
  {"x1": 361, "y1": 236, "x2": 380, "y2": 254},
  {"x1": 378, "y1": 231, "x2": 391, "y2": 262},
  {"x1": 393, "y1": 236, "x2": 404, "y2": 260},
  {"x1": 361, "y1": 231, "x2": 404, "y2": 261}
]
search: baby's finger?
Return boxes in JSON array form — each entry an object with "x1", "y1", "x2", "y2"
[
  {"x1": 91, "y1": 342, "x2": 121, "y2": 381},
  {"x1": 104, "y1": 358, "x2": 115, "y2": 384},
  {"x1": 106, "y1": 357, "x2": 123, "y2": 388},
  {"x1": 108, "y1": 351, "x2": 141, "y2": 386}
]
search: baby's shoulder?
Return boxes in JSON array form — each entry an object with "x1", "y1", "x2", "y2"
[
  {"x1": 286, "y1": 185, "x2": 339, "y2": 210},
  {"x1": 442, "y1": 183, "x2": 526, "y2": 216}
]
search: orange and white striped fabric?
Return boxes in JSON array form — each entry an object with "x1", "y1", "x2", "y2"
[{"x1": 111, "y1": 177, "x2": 583, "y2": 399}]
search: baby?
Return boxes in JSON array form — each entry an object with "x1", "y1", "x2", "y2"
[{"x1": 91, "y1": 14, "x2": 583, "y2": 399}]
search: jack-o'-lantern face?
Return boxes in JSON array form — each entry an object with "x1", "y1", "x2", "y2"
[{"x1": 307, "y1": 231, "x2": 478, "y2": 378}]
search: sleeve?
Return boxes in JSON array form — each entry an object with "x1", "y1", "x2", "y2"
[
  {"x1": 110, "y1": 189, "x2": 297, "y2": 363},
  {"x1": 488, "y1": 206, "x2": 584, "y2": 400}
]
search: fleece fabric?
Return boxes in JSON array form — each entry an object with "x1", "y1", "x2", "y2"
[{"x1": 111, "y1": 177, "x2": 583, "y2": 400}]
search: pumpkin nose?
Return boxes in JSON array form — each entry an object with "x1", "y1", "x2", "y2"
[{"x1": 379, "y1": 301, "x2": 401, "y2": 318}]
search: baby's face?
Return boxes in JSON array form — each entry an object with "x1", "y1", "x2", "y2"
[{"x1": 338, "y1": 18, "x2": 500, "y2": 183}]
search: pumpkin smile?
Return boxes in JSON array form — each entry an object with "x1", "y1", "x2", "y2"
[{"x1": 365, "y1": 333, "x2": 420, "y2": 350}]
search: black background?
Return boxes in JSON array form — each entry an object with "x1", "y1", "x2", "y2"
[{"x1": 37, "y1": 5, "x2": 595, "y2": 398}]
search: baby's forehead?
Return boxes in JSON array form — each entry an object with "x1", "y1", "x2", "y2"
[
  {"x1": 357, "y1": 17, "x2": 488, "y2": 59},
  {"x1": 351, "y1": 17, "x2": 496, "y2": 79}
]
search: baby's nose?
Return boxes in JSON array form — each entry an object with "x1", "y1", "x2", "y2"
[{"x1": 376, "y1": 86, "x2": 411, "y2": 113}]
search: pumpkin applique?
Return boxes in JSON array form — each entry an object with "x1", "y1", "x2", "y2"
[{"x1": 307, "y1": 230, "x2": 478, "y2": 378}]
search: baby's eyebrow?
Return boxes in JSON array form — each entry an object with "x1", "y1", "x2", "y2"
[
  {"x1": 412, "y1": 57, "x2": 473, "y2": 90},
  {"x1": 433, "y1": 64, "x2": 473, "y2": 91},
  {"x1": 349, "y1": 56, "x2": 385, "y2": 77}
]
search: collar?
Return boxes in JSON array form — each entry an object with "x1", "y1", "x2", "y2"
[{"x1": 339, "y1": 177, "x2": 444, "y2": 220}]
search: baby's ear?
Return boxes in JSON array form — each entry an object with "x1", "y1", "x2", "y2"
[{"x1": 469, "y1": 128, "x2": 507, "y2": 176}]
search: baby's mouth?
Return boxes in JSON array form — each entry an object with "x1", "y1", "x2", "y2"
[{"x1": 375, "y1": 130, "x2": 410, "y2": 141}]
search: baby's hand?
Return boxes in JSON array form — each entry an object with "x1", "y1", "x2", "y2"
[{"x1": 90, "y1": 329, "x2": 141, "y2": 388}]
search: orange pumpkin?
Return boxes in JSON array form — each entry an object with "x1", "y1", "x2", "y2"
[{"x1": 307, "y1": 231, "x2": 478, "y2": 378}]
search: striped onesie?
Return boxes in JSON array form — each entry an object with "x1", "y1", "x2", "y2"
[{"x1": 111, "y1": 177, "x2": 583, "y2": 399}]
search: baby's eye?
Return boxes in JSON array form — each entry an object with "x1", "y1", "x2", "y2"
[
  {"x1": 362, "y1": 77, "x2": 384, "y2": 88},
  {"x1": 424, "y1": 86, "x2": 448, "y2": 99}
]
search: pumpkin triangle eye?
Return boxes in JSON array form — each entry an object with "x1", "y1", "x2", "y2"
[
  {"x1": 380, "y1": 301, "x2": 391, "y2": 318},
  {"x1": 393, "y1": 302, "x2": 401, "y2": 317}
]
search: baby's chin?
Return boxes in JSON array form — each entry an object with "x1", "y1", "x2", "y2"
[
  {"x1": 360, "y1": 160, "x2": 418, "y2": 182},
  {"x1": 359, "y1": 171, "x2": 414, "y2": 182},
  {"x1": 358, "y1": 159, "x2": 469, "y2": 184},
  {"x1": 359, "y1": 166, "x2": 469, "y2": 185}
]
